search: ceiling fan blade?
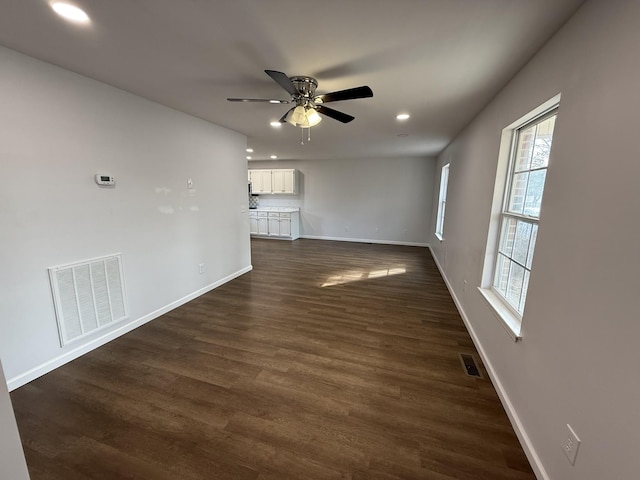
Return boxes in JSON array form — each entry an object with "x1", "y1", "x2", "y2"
[
  {"x1": 278, "y1": 107, "x2": 294, "y2": 123},
  {"x1": 316, "y1": 86, "x2": 373, "y2": 103},
  {"x1": 316, "y1": 105, "x2": 355, "y2": 123},
  {"x1": 227, "y1": 98, "x2": 290, "y2": 103},
  {"x1": 265, "y1": 70, "x2": 299, "y2": 97}
]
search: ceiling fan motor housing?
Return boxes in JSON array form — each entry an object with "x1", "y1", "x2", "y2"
[{"x1": 289, "y1": 76, "x2": 318, "y2": 102}]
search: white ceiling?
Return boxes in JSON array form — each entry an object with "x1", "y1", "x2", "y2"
[{"x1": 0, "y1": 0, "x2": 584, "y2": 161}]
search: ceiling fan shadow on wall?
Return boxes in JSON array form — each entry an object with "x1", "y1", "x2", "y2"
[{"x1": 228, "y1": 70, "x2": 373, "y2": 142}]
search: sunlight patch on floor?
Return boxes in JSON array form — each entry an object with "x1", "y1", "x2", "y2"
[{"x1": 321, "y1": 266, "x2": 407, "y2": 287}]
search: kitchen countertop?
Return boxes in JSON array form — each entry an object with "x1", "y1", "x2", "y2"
[{"x1": 249, "y1": 207, "x2": 300, "y2": 213}]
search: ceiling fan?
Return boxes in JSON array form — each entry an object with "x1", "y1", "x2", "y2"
[{"x1": 228, "y1": 70, "x2": 373, "y2": 128}]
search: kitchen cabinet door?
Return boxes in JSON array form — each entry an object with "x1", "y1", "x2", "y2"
[
  {"x1": 278, "y1": 217, "x2": 291, "y2": 237},
  {"x1": 250, "y1": 170, "x2": 272, "y2": 194},
  {"x1": 268, "y1": 215, "x2": 280, "y2": 236},
  {"x1": 272, "y1": 169, "x2": 297, "y2": 194},
  {"x1": 249, "y1": 214, "x2": 258, "y2": 235},
  {"x1": 257, "y1": 215, "x2": 269, "y2": 235}
]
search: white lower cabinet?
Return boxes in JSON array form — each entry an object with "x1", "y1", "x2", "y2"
[
  {"x1": 250, "y1": 209, "x2": 299, "y2": 240},
  {"x1": 257, "y1": 212, "x2": 269, "y2": 235},
  {"x1": 268, "y1": 212, "x2": 294, "y2": 237},
  {"x1": 249, "y1": 212, "x2": 258, "y2": 235},
  {"x1": 268, "y1": 213, "x2": 280, "y2": 236},
  {"x1": 279, "y1": 213, "x2": 292, "y2": 237}
]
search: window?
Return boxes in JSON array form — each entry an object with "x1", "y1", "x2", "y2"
[
  {"x1": 480, "y1": 95, "x2": 559, "y2": 339},
  {"x1": 435, "y1": 163, "x2": 450, "y2": 240}
]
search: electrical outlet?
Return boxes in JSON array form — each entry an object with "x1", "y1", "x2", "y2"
[
  {"x1": 198, "y1": 263, "x2": 205, "y2": 274},
  {"x1": 562, "y1": 424, "x2": 581, "y2": 465}
]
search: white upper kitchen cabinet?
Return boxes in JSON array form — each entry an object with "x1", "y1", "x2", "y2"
[
  {"x1": 249, "y1": 169, "x2": 297, "y2": 195},
  {"x1": 271, "y1": 169, "x2": 297, "y2": 195},
  {"x1": 249, "y1": 169, "x2": 273, "y2": 194}
]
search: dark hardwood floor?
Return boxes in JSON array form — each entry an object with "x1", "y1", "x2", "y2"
[{"x1": 11, "y1": 238, "x2": 536, "y2": 479}]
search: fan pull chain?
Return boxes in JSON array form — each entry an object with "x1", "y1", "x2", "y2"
[{"x1": 300, "y1": 127, "x2": 312, "y2": 145}]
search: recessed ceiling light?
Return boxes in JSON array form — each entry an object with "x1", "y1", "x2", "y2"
[
  {"x1": 246, "y1": 156, "x2": 252, "y2": 160},
  {"x1": 270, "y1": 155, "x2": 278, "y2": 159},
  {"x1": 246, "y1": 148, "x2": 253, "y2": 153},
  {"x1": 51, "y1": 2, "x2": 90, "y2": 23},
  {"x1": 270, "y1": 121, "x2": 282, "y2": 128},
  {"x1": 396, "y1": 113, "x2": 410, "y2": 121}
]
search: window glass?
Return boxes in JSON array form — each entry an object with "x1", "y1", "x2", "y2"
[
  {"x1": 492, "y1": 110, "x2": 557, "y2": 315},
  {"x1": 435, "y1": 163, "x2": 450, "y2": 239}
]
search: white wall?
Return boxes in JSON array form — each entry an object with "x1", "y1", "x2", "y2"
[
  {"x1": 0, "y1": 359, "x2": 29, "y2": 479},
  {"x1": 0, "y1": 46, "x2": 251, "y2": 388},
  {"x1": 429, "y1": 1, "x2": 640, "y2": 479},
  {"x1": 250, "y1": 157, "x2": 436, "y2": 246}
]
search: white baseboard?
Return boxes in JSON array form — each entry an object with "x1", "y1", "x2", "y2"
[
  {"x1": 300, "y1": 234, "x2": 428, "y2": 247},
  {"x1": 7, "y1": 265, "x2": 253, "y2": 391},
  {"x1": 427, "y1": 246, "x2": 548, "y2": 480}
]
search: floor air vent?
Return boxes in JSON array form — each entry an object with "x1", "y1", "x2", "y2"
[
  {"x1": 460, "y1": 353, "x2": 482, "y2": 378},
  {"x1": 48, "y1": 254, "x2": 128, "y2": 346}
]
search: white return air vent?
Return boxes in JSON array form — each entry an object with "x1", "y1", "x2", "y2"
[{"x1": 48, "y1": 254, "x2": 128, "y2": 346}]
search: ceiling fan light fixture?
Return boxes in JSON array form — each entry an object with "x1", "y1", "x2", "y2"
[
  {"x1": 286, "y1": 106, "x2": 322, "y2": 128},
  {"x1": 287, "y1": 105, "x2": 306, "y2": 126},
  {"x1": 306, "y1": 109, "x2": 322, "y2": 127}
]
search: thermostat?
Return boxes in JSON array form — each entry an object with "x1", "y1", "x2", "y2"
[{"x1": 95, "y1": 174, "x2": 115, "y2": 186}]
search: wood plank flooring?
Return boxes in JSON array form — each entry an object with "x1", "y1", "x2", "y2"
[{"x1": 11, "y1": 238, "x2": 536, "y2": 479}]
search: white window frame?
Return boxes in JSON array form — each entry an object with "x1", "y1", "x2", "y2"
[
  {"x1": 479, "y1": 94, "x2": 560, "y2": 341},
  {"x1": 435, "y1": 163, "x2": 450, "y2": 241}
]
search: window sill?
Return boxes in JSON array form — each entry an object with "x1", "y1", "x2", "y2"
[{"x1": 477, "y1": 287, "x2": 522, "y2": 342}]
